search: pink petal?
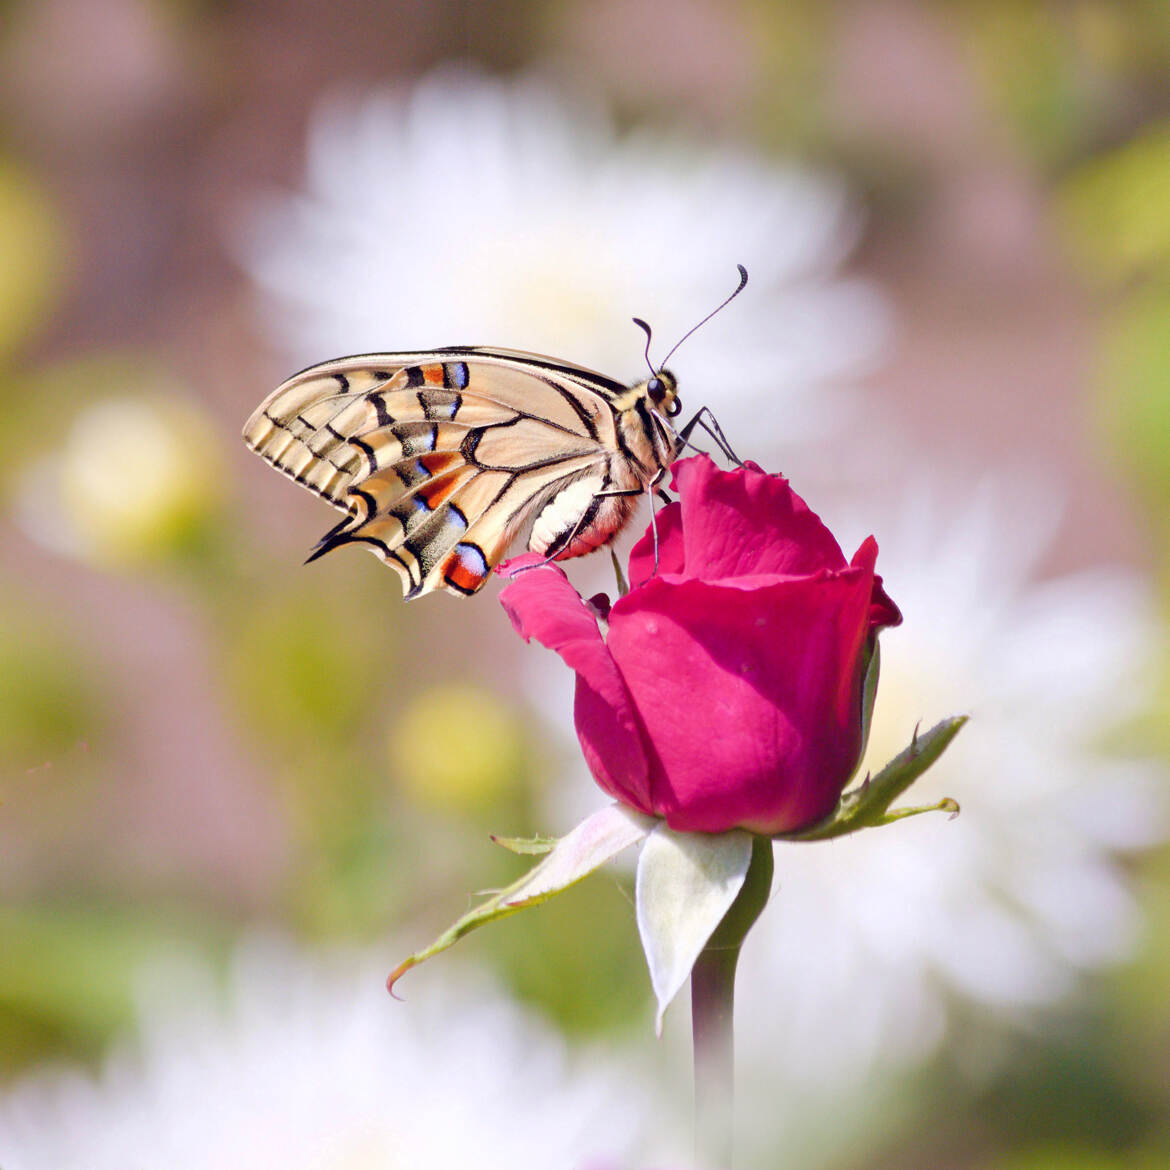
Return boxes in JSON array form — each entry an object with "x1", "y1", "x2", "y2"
[
  {"x1": 606, "y1": 566, "x2": 876, "y2": 834},
  {"x1": 498, "y1": 564, "x2": 654, "y2": 812},
  {"x1": 626, "y1": 501, "x2": 685, "y2": 589},
  {"x1": 670, "y1": 456, "x2": 848, "y2": 580},
  {"x1": 851, "y1": 536, "x2": 903, "y2": 629}
]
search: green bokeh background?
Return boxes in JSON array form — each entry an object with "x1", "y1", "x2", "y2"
[{"x1": 2, "y1": 2, "x2": 1170, "y2": 1167}]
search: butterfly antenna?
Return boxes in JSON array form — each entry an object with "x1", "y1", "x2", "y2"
[
  {"x1": 632, "y1": 317, "x2": 656, "y2": 378},
  {"x1": 657, "y1": 264, "x2": 748, "y2": 371}
]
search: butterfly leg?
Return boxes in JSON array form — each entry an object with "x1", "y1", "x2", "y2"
[
  {"x1": 595, "y1": 467, "x2": 667, "y2": 573},
  {"x1": 590, "y1": 483, "x2": 652, "y2": 569},
  {"x1": 676, "y1": 407, "x2": 743, "y2": 466}
]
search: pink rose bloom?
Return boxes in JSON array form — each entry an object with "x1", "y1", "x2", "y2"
[{"x1": 500, "y1": 456, "x2": 901, "y2": 835}]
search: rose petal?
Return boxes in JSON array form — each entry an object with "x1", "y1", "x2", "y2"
[
  {"x1": 626, "y1": 500, "x2": 685, "y2": 589},
  {"x1": 499, "y1": 564, "x2": 654, "y2": 812},
  {"x1": 851, "y1": 536, "x2": 903, "y2": 629},
  {"x1": 497, "y1": 551, "x2": 546, "y2": 579},
  {"x1": 607, "y1": 566, "x2": 878, "y2": 834},
  {"x1": 670, "y1": 456, "x2": 848, "y2": 580}
]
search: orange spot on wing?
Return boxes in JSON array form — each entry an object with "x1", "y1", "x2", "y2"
[
  {"x1": 446, "y1": 561, "x2": 485, "y2": 592},
  {"x1": 441, "y1": 544, "x2": 489, "y2": 594},
  {"x1": 422, "y1": 363, "x2": 446, "y2": 386},
  {"x1": 417, "y1": 452, "x2": 459, "y2": 475},
  {"x1": 417, "y1": 474, "x2": 459, "y2": 509}
]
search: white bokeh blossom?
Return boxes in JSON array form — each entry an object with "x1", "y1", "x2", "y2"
[
  {"x1": 238, "y1": 69, "x2": 886, "y2": 450},
  {"x1": 729, "y1": 475, "x2": 1166, "y2": 1156},
  {"x1": 0, "y1": 938, "x2": 664, "y2": 1169}
]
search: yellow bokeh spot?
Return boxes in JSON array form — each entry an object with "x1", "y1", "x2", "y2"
[
  {"x1": 0, "y1": 160, "x2": 67, "y2": 362},
  {"x1": 392, "y1": 685, "x2": 527, "y2": 816},
  {"x1": 1060, "y1": 121, "x2": 1170, "y2": 282},
  {"x1": 15, "y1": 386, "x2": 224, "y2": 569},
  {"x1": 63, "y1": 396, "x2": 221, "y2": 566}
]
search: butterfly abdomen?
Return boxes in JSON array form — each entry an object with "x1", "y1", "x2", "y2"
[{"x1": 528, "y1": 474, "x2": 638, "y2": 560}]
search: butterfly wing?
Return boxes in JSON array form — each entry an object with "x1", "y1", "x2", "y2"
[{"x1": 243, "y1": 348, "x2": 635, "y2": 599}]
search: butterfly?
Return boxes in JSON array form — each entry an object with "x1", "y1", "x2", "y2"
[{"x1": 242, "y1": 267, "x2": 746, "y2": 600}]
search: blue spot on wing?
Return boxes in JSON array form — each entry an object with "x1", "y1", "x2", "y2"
[{"x1": 455, "y1": 542, "x2": 487, "y2": 573}]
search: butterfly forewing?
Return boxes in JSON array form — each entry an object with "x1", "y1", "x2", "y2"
[{"x1": 243, "y1": 348, "x2": 669, "y2": 600}]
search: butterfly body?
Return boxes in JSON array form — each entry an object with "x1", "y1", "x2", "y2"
[{"x1": 243, "y1": 347, "x2": 683, "y2": 600}]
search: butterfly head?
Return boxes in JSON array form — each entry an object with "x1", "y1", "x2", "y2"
[
  {"x1": 630, "y1": 264, "x2": 747, "y2": 429},
  {"x1": 644, "y1": 369, "x2": 681, "y2": 418}
]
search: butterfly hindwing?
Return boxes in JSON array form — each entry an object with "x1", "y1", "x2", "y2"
[{"x1": 243, "y1": 349, "x2": 648, "y2": 599}]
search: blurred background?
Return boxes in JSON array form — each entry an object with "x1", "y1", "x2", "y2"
[{"x1": 2, "y1": 0, "x2": 1170, "y2": 1166}]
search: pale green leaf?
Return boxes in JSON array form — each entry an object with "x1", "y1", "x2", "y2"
[{"x1": 389, "y1": 803, "x2": 655, "y2": 992}]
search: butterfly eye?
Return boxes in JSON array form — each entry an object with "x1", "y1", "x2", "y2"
[
  {"x1": 647, "y1": 376, "x2": 666, "y2": 403},
  {"x1": 666, "y1": 397, "x2": 682, "y2": 418}
]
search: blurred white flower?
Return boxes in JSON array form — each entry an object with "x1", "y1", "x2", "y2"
[
  {"x1": 0, "y1": 938, "x2": 661, "y2": 1169},
  {"x1": 238, "y1": 69, "x2": 886, "y2": 449},
  {"x1": 731, "y1": 474, "x2": 1166, "y2": 1156}
]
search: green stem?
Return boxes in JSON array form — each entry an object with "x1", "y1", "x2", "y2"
[{"x1": 691, "y1": 834, "x2": 774, "y2": 1169}]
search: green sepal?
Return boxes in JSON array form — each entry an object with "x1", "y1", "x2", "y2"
[
  {"x1": 388, "y1": 803, "x2": 654, "y2": 994},
  {"x1": 635, "y1": 826, "x2": 755, "y2": 1033},
  {"x1": 853, "y1": 639, "x2": 881, "y2": 783},
  {"x1": 778, "y1": 715, "x2": 967, "y2": 843}
]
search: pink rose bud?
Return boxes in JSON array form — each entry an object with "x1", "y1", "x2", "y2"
[{"x1": 500, "y1": 456, "x2": 901, "y2": 835}]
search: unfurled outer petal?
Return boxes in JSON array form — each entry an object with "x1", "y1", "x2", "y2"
[
  {"x1": 499, "y1": 561, "x2": 654, "y2": 812},
  {"x1": 852, "y1": 535, "x2": 902, "y2": 630},
  {"x1": 607, "y1": 562, "x2": 880, "y2": 834}
]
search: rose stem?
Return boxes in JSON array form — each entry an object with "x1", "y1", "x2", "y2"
[{"x1": 691, "y1": 834, "x2": 774, "y2": 1169}]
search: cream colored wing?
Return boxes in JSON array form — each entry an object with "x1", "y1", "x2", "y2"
[{"x1": 243, "y1": 349, "x2": 632, "y2": 599}]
